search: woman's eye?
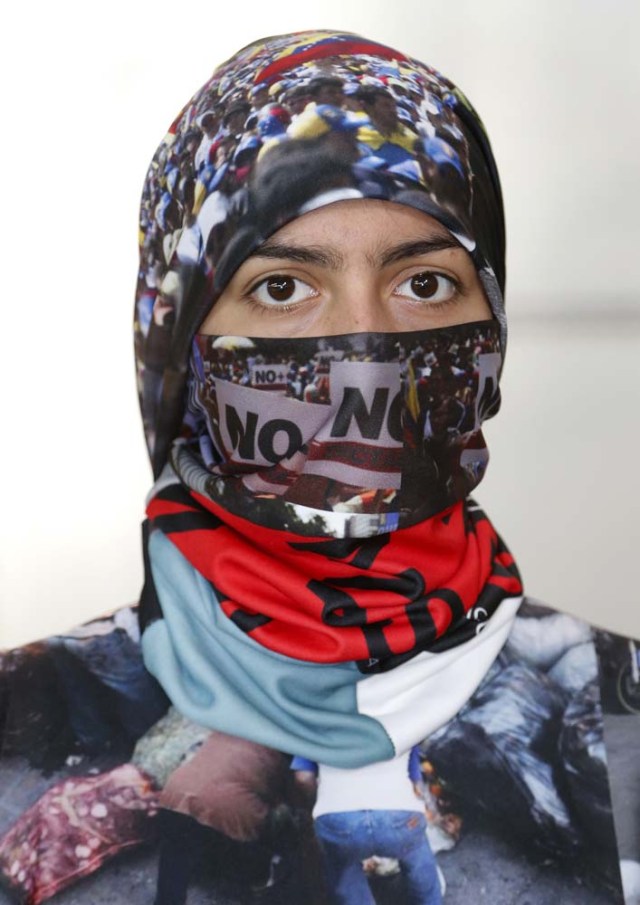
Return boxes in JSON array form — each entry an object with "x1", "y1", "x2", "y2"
[
  {"x1": 395, "y1": 271, "x2": 458, "y2": 303},
  {"x1": 249, "y1": 275, "x2": 318, "y2": 306}
]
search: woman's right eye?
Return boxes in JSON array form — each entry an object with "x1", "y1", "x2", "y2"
[{"x1": 248, "y1": 275, "x2": 319, "y2": 307}]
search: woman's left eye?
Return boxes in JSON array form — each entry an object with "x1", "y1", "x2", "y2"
[
  {"x1": 394, "y1": 271, "x2": 458, "y2": 303},
  {"x1": 249, "y1": 275, "x2": 318, "y2": 307}
]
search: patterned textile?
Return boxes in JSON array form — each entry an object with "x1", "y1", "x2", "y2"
[
  {"x1": 145, "y1": 486, "x2": 521, "y2": 669},
  {"x1": 0, "y1": 764, "x2": 159, "y2": 905}
]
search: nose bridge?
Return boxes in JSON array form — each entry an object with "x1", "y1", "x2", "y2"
[{"x1": 327, "y1": 273, "x2": 394, "y2": 334}]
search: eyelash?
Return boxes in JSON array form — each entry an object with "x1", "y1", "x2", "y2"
[{"x1": 243, "y1": 297, "x2": 297, "y2": 317}]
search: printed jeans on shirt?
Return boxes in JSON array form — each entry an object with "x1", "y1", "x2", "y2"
[{"x1": 315, "y1": 809, "x2": 442, "y2": 905}]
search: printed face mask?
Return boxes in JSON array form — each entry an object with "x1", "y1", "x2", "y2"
[{"x1": 172, "y1": 319, "x2": 501, "y2": 538}]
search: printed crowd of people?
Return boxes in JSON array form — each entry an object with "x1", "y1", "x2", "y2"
[
  {"x1": 181, "y1": 326, "x2": 498, "y2": 528},
  {"x1": 190, "y1": 326, "x2": 496, "y2": 445}
]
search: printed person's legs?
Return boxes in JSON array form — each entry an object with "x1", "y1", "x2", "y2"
[
  {"x1": 315, "y1": 812, "x2": 376, "y2": 905},
  {"x1": 373, "y1": 811, "x2": 442, "y2": 905},
  {"x1": 154, "y1": 809, "x2": 205, "y2": 905},
  {"x1": 315, "y1": 810, "x2": 441, "y2": 905},
  {"x1": 397, "y1": 818, "x2": 442, "y2": 904}
]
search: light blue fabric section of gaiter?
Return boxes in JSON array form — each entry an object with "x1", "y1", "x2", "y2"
[{"x1": 141, "y1": 530, "x2": 395, "y2": 768}]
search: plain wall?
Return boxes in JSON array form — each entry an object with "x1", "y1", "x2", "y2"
[{"x1": 1, "y1": 0, "x2": 638, "y2": 647}]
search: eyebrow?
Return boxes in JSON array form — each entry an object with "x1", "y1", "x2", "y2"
[
  {"x1": 376, "y1": 237, "x2": 462, "y2": 267},
  {"x1": 250, "y1": 234, "x2": 462, "y2": 270},
  {"x1": 251, "y1": 242, "x2": 343, "y2": 269}
]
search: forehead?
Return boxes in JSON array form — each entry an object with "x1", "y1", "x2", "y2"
[
  {"x1": 242, "y1": 199, "x2": 466, "y2": 273},
  {"x1": 263, "y1": 199, "x2": 453, "y2": 243}
]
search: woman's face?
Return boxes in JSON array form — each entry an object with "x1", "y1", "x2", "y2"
[{"x1": 201, "y1": 199, "x2": 492, "y2": 337}]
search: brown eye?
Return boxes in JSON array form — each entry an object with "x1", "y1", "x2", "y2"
[
  {"x1": 410, "y1": 272, "x2": 439, "y2": 298},
  {"x1": 250, "y1": 275, "x2": 318, "y2": 308},
  {"x1": 395, "y1": 271, "x2": 457, "y2": 304},
  {"x1": 265, "y1": 276, "x2": 296, "y2": 301}
]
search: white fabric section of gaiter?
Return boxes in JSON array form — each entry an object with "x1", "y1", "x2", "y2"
[{"x1": 356, "y1": 596, "x2": 523, "y2": 755}]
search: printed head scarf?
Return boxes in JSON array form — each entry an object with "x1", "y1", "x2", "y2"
[
  {"x1": 136, "y1": 30, "x2": 523, "y2": 767},
  {"x1": 134, "y1": 29, "x2": 507, "y2": 482}
]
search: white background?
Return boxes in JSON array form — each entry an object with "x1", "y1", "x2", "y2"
[{"x1": 1, "y1": 0, "x2": 639, "y2": 646}]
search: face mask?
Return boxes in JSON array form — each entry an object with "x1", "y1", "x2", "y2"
[{"x1": 174, "y1": 319, "x2": 501, "y2": 538}]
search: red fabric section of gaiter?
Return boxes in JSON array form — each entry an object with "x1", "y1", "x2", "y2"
[{"x1": 147, "y1": 487, "x2": 521, "y2": 664}]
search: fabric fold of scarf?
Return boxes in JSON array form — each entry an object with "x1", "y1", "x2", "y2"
[{"x1": 143, "y1": 481, "x2": 522, "y2": 672}]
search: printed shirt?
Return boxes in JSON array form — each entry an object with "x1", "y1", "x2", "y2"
[{"x1": 0, "y1": 599, "x2": 638, "y2": 904}]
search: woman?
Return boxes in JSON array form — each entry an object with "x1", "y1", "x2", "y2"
[{"x1": 1, "y1": 29, "x2": 638, "y2": 905}]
